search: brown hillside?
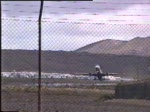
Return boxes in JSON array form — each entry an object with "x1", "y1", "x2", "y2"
[
  {"x1": 76, "y1": 36, "x2": 150, "y2": 57},
  {"x1": 1, "y1": 50, "x2": 150, "y2": 79}
]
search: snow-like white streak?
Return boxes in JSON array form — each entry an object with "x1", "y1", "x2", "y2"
[
  {"x1": 103, "y1": 75, "x2": 121, "y2": 81},
  {"x1": 1, "y1": 72, "x2": 134, "y2": 82},
  {"x1": 103, "y1": 75, "x2": 134, "y2": 81}
]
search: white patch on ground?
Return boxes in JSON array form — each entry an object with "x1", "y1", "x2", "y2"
[{"x1": 1, "y1": 72, "x2": 134, "y2": 82}]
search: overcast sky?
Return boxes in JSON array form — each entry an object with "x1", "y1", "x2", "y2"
[{"x1": 2, "y1": 0, "x2": 150, "y2": 51}]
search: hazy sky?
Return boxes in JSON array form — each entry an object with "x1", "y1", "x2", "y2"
[{"x1": 2, "y1": 0, "x2": 150, "y2": 51}]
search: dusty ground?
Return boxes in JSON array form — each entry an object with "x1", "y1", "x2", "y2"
[
  {"x1": 2, "y1": 78, "x2": 150, "y2": 112},
  {"x1": 2, "y1": 86, "x2": 150, "y2": 112}
]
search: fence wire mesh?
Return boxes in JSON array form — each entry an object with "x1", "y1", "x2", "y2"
[
  {"x1": 1, "y1": 1, "x2": 150, "y2": 112},
  {"x1": 2, "y1": 19, "x2": 39, "y2": 112}
]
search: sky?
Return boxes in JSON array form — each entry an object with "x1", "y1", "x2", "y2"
[{"x1": 2, "y1": 0, "x2": 150, "y2": 51}]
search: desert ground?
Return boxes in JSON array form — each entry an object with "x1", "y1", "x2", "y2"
[{"x1": 1, "y1": 77, "x2": 150, "y2": 112}]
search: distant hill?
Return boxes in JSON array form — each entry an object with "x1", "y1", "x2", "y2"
[
  {"x1": 2, "y1": 49, "x2": 150, "y2": 79},
  {"x1": 76, "y1": 36, "x2": 150, "y2": 57}
]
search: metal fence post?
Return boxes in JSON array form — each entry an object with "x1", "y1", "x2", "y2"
[{"x1": 38, "y1": 1, "x2": 44, "y2": 112}]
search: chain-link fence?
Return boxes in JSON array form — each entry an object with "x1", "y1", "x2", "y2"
[
  {"x1": 1, "y1": 1, "x2": 150, "y2": 112},
  {"x1": 2, "y1": 17, "x2": 39, "y2": 112}
]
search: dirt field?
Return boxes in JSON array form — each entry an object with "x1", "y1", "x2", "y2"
[
  {"x1": 2, "y1": 86, "x2": 150, "y2": 112},
  {"x1": 2, "y1": 78, "x2": 150, "y2": 112}
]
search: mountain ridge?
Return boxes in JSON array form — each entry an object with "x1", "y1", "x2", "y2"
[{"x1": 76, "y1": 36, "x2": 150, "y2": 57}]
